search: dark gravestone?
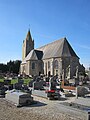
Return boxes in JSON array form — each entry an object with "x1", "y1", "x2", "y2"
[
  {"x1": 18, "y1": 79, "x2": 24, "y2": 84},
  {"x1": 33, "y1": 81, "x2": 44, "y2": 90},
  {"x1": 43, "y1": 81, "x2": 46, "y2": 86},
  {"x1": 0, "y1": 82, "x2": 4, "y2": 87},
  {"x1": 29, "y1": 80, "x2": 34, "y2": 87},
  {"x1": 4, "y1": 80, "x2": 11, "y2": 85},
  {"x1": 14, "y1": 83, "x2": 22, "y2": 90},
  {"x1": 22, "y1": 84, "x2": 28, "y2": 90},
  {"x1": 0, "y1": 86, "x2": 8, "y2": 95},
  {"x1": 4, "y1": 84, "x2": 13, "y2": 90}
]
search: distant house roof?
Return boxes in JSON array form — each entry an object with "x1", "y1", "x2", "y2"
[{"x1": 37, "y1": 37, "x2": 79, "y2": 59}]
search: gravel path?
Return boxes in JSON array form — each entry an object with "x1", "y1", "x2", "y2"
[{"x1": 0, "y1": 96, "x2": 86, "y2": 120}]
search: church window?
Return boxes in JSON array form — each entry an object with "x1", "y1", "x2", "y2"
[
  {"x1": 32, "y1": 62, "x2": 35, "y2": 69},
  {"x1": 54, "y1": 60, "x2": 58, "y2": 69},
  {"x1": 45, "y1": 62, "x2": 47, "y2": 75},
  {"x1": 56, "y1": 70, "x2": 58, "y2": 75},
  {"x1": 48, "y1": 61, "x2": 50, "y2": 69}
]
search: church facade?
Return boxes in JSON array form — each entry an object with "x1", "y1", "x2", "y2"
[{"x1": 20, "y1": 30, "x2": 85, "y2": 79}]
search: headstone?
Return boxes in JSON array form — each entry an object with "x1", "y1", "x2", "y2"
[
  {"x1": 87, "y1": 111, "x2": 90, "y2": 120},
  {"x1": 29, "y1": 80, "x2": 34, "y2": 87},
  {"x1": 4, "y1": 80, "x2": 11, "y2": 85},
  {"x1": 0, "y1": 82, "x2": 4, "y2": 87},
  {"x1": 4, "y1": 84, "x2": 13, "y2": 90},
  {"x1": 76, "y1": 86, "x2": 89, "y2": 98},
  {"x1": 22, "y1": 84, "x2": 28, "y2": 90},
  {"x1": 14, "y1": 83, "x2": 22, "y2": 90},
  {"x1": 0, "y1": 86, "x2": 8, "y2": 95},
  {"x1": 18, "y1": 79, "x2": 24, "y2": 84},
  {"x1": 33, "y1": 81, "x2": 44, "y2": 90}
]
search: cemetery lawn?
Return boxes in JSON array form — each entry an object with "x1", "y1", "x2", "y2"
[
  {"x1": 0, "y1": 78, "x2": 32, "y2": 85},
  {"x1": 23, "y1": 78, "x2": 32, "y2": 85},
  {"x1": 11, "y1": 78, "x2": 32, "y2": 84},
  {"x1": 11, "y1": 79, "x2": 18, "y2": 84},
  {"x1": 0, "y1": 79, "x2": 4, "y2": 82}
]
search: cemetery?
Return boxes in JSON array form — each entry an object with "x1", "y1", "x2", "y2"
[
  {"x1": 0, "y1": 74, "x2": 90, "y2": 119},
  {"x1": 5, "y1": 90, "x2": 33, "y2": 107}
]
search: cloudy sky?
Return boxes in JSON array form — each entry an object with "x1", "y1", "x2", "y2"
[{"x1": 0, "y1": 0, "x2": 90, "y2": 68}]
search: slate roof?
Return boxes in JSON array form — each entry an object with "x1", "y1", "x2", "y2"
[
  {"x1": 26, "y1": 29, "x2": 32, "y2": 41},
  {"x1": 37, "y1": 37, "x2": 79, "y2": 59},
  {"x1": 34, "y1": 50, "x2": 43, "y2": 60},
  {"x1": 22, "y1": 49, "x2": 43, "y2": 63},
  {"x1": 22, "y1": 37, "x2": 79, "y2": 63}
]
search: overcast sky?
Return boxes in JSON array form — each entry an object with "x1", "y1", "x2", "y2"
[{"x1": 0, "y1": 0, "x2": 90, "y2": 68}]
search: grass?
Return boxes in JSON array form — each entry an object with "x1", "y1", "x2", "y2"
[
  {"x1": 24, "y1": 78, "x2": 32, "y2": 85},
  {"x1": 0, "y1": 79, "x2": 4, "y2": 82},
  {"x1": 0, "y1": 78, "x2": 32, "y2": 85},
  {"x1": 11, "y1": 79, "x2": 18, "y2": 84}
]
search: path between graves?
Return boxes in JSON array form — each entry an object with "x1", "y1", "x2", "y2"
[{"x1": 0, "y1": 95, "x2": 87, "y2": 120}]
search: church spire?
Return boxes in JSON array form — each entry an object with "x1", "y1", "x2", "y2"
[
  {"x1": 26, "y1": 29, "x2": 32, "y2": 41},
  {"x1": 22, "y1": 29, "x2": 34, "y2": 60}
]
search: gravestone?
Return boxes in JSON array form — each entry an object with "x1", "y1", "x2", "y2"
[
  {"x1": 4, "y1": 84, "x2": 13, "y2": 90},
  {"x1": 29, "y1": 80, "x2": 34, "y2": 87},
  {"x1": 13, "y1": 83, "x2": 22, "y2": 90},
  {"x1": 33, "y1": 81, "x2": 44, "y2": 90},
  {"x1": 76, "y1": 86, "x2": 90, "y2": 98},
  {"x1": 0, "y1": 82, "x2": 4, "y2": 87},
  {"x1": 4, "y1": 80, "x2": 11, "y2": 85},
  {"x1": 18, "y1": 79, "x2": 24, "y2": 84}
]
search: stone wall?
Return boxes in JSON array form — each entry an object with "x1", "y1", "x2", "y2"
[
  {"x1": 43, "y1": 57, "x2": 79, "y2": 78},
  {"x1": 29, "y1": 60, "x2": 43, "y2": 76},
  {"x1": 62, "y1": 57, "x2": 79, "y2": 79},
  {"x1": 20, "y1": 56, "x2": 84, "y2": 79},
  {"x1": 22, "y1": 40, "x2": 26, "y2": 60},
  {"x1": 20, "y1": 63, "x2": 26, "y2": 75},
  {"x1": 43, "y1": 58, "x2": 62, "y2": 77}
]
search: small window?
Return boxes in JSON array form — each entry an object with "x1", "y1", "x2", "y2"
[
  {"x1": 32, "y1": 62, "x2": 35, "y2": 69},
  {"x1": 54, "y1": 60, "x2": 58, "y2": 69}
]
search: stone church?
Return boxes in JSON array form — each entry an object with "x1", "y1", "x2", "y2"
[{"x1": 20, "y1": 30, "x2": 85, "y2": 79}]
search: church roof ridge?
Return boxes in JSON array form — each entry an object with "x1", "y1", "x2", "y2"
[
  {"x1": 36, "y1": 37, "x2": 78, "y2": 59},
  {"x1": 37, "y1": 37, "x2": 65, "y2": 49}
]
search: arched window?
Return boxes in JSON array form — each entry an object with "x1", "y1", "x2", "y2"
[
  {"x1": 48, "y1": 61, "x2": 50, "y2": 69},
  {"x1": 32, "y1": 62, "x2": 35, "y2": 69},
  {"x1": 54, "y1": 60, "x2": 58, "y2": 69}
]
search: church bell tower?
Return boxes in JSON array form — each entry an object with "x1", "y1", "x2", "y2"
[{"x1": 22, "y1": 29, "x2": 34, "y2": 60}]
